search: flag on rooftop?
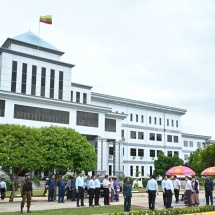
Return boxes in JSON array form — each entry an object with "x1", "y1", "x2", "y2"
[{"x1": 40, "y1": 15, "x2": 52, "y2": 24}]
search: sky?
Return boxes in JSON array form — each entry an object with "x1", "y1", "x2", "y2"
[{"x1": 0, "y1": 0, "x2": 214, "y2": 139}]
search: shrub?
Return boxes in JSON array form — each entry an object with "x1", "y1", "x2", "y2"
[
  {"x1": 142, "y1": 178, "x2": 148, "y2": 188},
  {"x1": 33, "y1": 175, "x2": 40, "y2": 185},
  {"x1": 5, "y1": 179, "x2": 11, "y2": 191}
]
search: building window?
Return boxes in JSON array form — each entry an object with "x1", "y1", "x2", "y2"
[
  {"x1": 189, "y1": 141, "x2": 193, "y2": 147},
  {"x1": 150, "y1": 166, "x2": 153, "y2": 176},
  {"x1": 71, "y1": 91, "x2": 73, "y2": 101},
  {"x1": 21, "y1": 63, "x2": 27, "y2": 94},
  {"x1": 197, "y1": 142, "x2": 201, "y2": 148},
  {"x1": 50, "y1": 69, "x2": 55, "y2": 98},
  {"x1": 14, "y1": 104, "x2": 69, "y2": 124},
  {"x1": 149, "y1": 116, "x2": 151, "y2": 124},
  {"x1": 167, "y1": 135, "x2": 172, "y2": 142},
  {"x1": 41, "y1": 67, "x2": 46, "y2": 97},
  {"x1": 159, "y1": 118, "x2": 162, "y2": 125},
  {"x1": 0, "y1": 100, "x2": 5, "y2": 117},
  {"x1": 136, "y1": 166, "x2": 139, "y2": 176},
  {"x1": 202, "y1": 142, "x2": 206, "y2": 148},
  {"x1": 11, "y1": 61, "x2": 18, "y2": 92},
  {"x1": 149, "y1": 133, "x2": 155, "y2": 141},
  {"x1": 130, "y1": 148, "x2": 136, "y2": 156},
  {"x1": 168, "y1": 151, "x2": 172, "y2": 157},
  {"x1": 184, "y1": 141, "x2": 188, "y2": 147},
  {"x1": 184, "y1": 154, "x2": 188, "y2": 160},
  {"x1": 109, "y1": 147, "x2": 113, "y2": 155},
  {"x1": 31, "y1": 65, "x2": 37, "y2": 96},
  {"x1": 154, "y1": 117, "x2": 157, "y2": 125},
  {"x1": 130, "y1": 131, "x2": 136, "y2": 139},
  {"x1": 157, "y1": 150, "x2": 162, "y2": 157},
  {"x1": 138, "y1": 132, "x2": 144, "y2": 140},
  {"x1": 58, "y1": 71, "x2": 63, "y2": 100},
  {"x1": 76, "y1": 111, "x2": 98, "y2": 127},
  {"x1": 156, "y1": 134, "x2": 162, "y2": 141},
  {"x1": 176, "y1": 120, "x2": 178, "y2": 127},
  {"x1": 174, "y1": 136, "x2": 179, "y2": 143},
  {"x1": 76, "y1": 92, "x2": 80, "y2": 103},
  {"x1": 130, "y1": 114, "x2": 133, "y2": 121},
  {"x1": 150, "y1": 150, "x2": 155, "y2": 157},
  {"x1": 83, "y1": 93, "x2": 87, "y2": 104},
  {"x1": 138, "y1": 149, "x2": 144, "y2": 157},
  {"x1": 136, "y1": 114, "x2": 138, "y2": 122},
  {"x1": 105, "y1": 118, "x2": 116, "y2": 132},
  {"x1": 123, "y1": 147, "x2": 124, "y2": 156},
  {"x1": 130, "y1": 166, "x2": 133, "y2": 176},
  {"x1": 141, "y1": 166, "x2": 144, "y2": 176},
  {"x1": 141, "y1": 115, "x2": 144, "y2": 123},
  {"x1": 172, "y1": 120, "x2": 174, "y2": 127},
  {"x1": 121, "y1": 130, "x2": 124, "y2": 138},
  {"x1": 167, "y1": 119, "x2": 169, "y2": 126},
  {"x1": 174, "y1": 151, "x2": 179, "y2": 156},
  {"x1": 109, "y1": 165, "x2": 112, "y2": 176}
]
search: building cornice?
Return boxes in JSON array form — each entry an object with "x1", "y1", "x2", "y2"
[
  {"x1": 91, "y1": 92, "x2": 187, "y2": 115},
  {"x1": 182, "y1": 133, "x2": 211, "y2": 140},
  {"x1": 71, "y1": 82, "x2": 93, "y2": 90},
  {"x1": 2, "y1": 38, "x2": 64, "y2": 56},
  {"x1": 0, "y1": 48, "x2": 75, "y2": 68},
  {"x1": 105, "y1": 112, "x2": 127, "y2": 120}
]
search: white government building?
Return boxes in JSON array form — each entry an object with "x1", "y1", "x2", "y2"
[{"x1": 0, "y1": 31, "x2": 212, "y2": 177}]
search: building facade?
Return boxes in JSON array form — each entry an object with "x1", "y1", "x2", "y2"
[{"x1": 0, "y1": 32, "x2": 212, "y2": 177}]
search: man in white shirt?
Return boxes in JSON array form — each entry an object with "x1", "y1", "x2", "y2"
[
  {"x1": 0, "y1": 178, "x2": 7, "y2": 200},
  {"x1": 87, "y1": 175, "x2": 96, "y2": 207},
  {"x1": 165, "y1": 175, "x2": 174, "y2": 209},
  {"x1": 103, "y1": 175, "x2": 110, "y2": 205},
  {"x1": 161, "y1": 175, "x2": 167, "y2": 206},
  {"x1": 94, "y1": 175, "x2": 101, "y2": 206},
  {"x1": 173, "y1": 175, "x2": 181, "y2": 203},
  {"x1": 76, "y1": 171, "x2": 85, "y2": 207},
  {"x1": 185, "y1": 176, "x2": 192, "y2": 207}
]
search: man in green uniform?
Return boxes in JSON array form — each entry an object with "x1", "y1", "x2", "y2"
[{"x1": 20, "y1": 173, "x2": 33, "y2": 214}]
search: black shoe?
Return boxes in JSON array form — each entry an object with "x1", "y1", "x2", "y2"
[
  {"x1": 61, "y1": 201, "x2": 65, "y2": 203},
  {"x1": 107, "y1": 204, "x2": 111, "y2": 205},
  {"x1": 77, "y1": 205, "x2": 80, "y2": 207},
  {"x1": 81, "y1": 205, "x2": 85, "y2": 206},
  {"x1": 58, "y1": 202, "x2": 60, "y2": 203}
]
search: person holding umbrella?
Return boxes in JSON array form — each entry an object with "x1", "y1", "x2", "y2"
[{"x1": 204, "y1": 175, "x2": 214, "y2": 205}]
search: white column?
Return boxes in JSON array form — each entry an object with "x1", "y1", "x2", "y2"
[{"x1": 114, "y1": 141, "x2": 124, "y2": 176}]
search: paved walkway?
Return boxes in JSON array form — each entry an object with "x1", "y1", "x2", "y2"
[{"x1": 0, "y1": 191, "x2": 209, "y2": 214}]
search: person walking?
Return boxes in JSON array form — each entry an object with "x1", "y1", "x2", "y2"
[
  {"x1": 146, "y1": 175, "x2": 158, "y2": 210},
  {"x1": 113, "y1": 178, "x2": 120, "y2": 201},
  {"x1": 57, "y1": 175, "x2": 66, "y2": 203},
  {"x1": 103, "y1": 175, "x2": 110, "y2": 206},
  {"x1": 191, "y1": 176, "x2": 199, "y2": 206},
  {"x1": 165, "y1": 175, "x2": 174, "y2": 209},
  {"x1": 88, "y1": 175, "x2": 96, "y2": 207},
  {"x1": 47, "y1": 174, "x2": 55, "y2": 202},
  {"x1": 161, "y1": 175, "x2": 167, "y2": 206},
  {"x1": 70, "y1": 175, "x2": 77, "y2": 202},
  {"x1": 204, "y1": 175, "x2": 214, "y2": 205},
  {"x1": 94, "y1": 175, "x2": 101, "y2": 206},
  {"x1": 20, "y1": 173, "x2": 33, "y2": 214},
  {"x1": 185, "y1": 176, "x2": 192, "y2": 207},
  {"x1": 0, "y1": 178, "x2": 7, "y2": 200},
  {"x1": 173, "y1": 175, "x2": 181, "y2": 203},
  {"x1": 123, "y1": 177, "x2": 132, "y2": 212},
  {"x1": 76, "y1": 171, "x2": 85, "y2": 207}
]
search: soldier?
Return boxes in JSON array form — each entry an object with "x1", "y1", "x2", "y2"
[
  {"x1": 57, "y1": 175, "x2": 66, "y2": 203},
  {"x1": 20, "y1": 173, "x2": 33, "y2": 214}
]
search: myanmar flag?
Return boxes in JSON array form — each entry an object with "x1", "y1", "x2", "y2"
[{"x1": 40, "y1": 15, "x2": 52, "y2": 24}]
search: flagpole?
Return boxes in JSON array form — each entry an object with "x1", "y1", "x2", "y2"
[{"x1": 37, "y1": 16, "x2": 41, "y2": 56}]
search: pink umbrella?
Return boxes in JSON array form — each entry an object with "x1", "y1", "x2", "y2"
[
  {"x1": 201, "y1": 167, "x2": 215, "y2": 176},
  {"x1": 166, "y1": 165, "x2": 196, "y2": 176}
]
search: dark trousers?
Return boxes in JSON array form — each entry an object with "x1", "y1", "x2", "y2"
[
  {"x1": 186, "y1": 190, "x2": 192, "y2": 206},
  {"x1": 77, "y1": 186, "x2": 84, "y2": 206},
  {"x1": 0, "y1": 188, "x2": 6, "y2": 200},
  {"x1": 104, "y1": 188, "x2": 109, "y2": 205},
  {"x1": 58, "y1": 188, "x2": 65, "y2": 202},
  {"x1": 48, "y1": 189, "x2": 54, "y2": 201},
  {"x1": 163, "y1": 189, "x2": 167, "y2": 206},
  {"x1": 95, "y1": 188, "x2": 100, "y2": 205},
  {"x1": 166, "y1": 189, "x2": 172, "y2": 209},
  {"x1": 206, "y1": 191, "x2": 213, "y2": 205},
  {"x1": 124, "y1": 196, "x2": 131, "y2": 212},
  {"x1": 174, "y1": 189, "x2": 179, "y2": 203},
  {"x1": 71, "y1": 189, "x2": 76, "y2": 201},
  {"x1": 88, "y1": 188, "x2": 95, "y2": 206},
  {"x1": 148, "y1": 190, "x2": 156, "y2": 210}
]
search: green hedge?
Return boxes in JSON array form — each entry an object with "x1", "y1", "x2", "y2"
[
  {"x1": 33, "y1": 175, "x2": 40, "y2": 185},
  {"x1": 109, "y1": 205, "x2": 215, "y2": 215}
]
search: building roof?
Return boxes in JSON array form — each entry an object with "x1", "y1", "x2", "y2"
[
  {"x1": 182, "y1": 133, "x2": 211, "y2": 140},
  {"x1": 71, "y1": 82, "x2": 93, "y2": 90}
]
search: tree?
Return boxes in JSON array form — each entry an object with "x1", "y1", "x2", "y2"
[
  {"x1": 0, "y1": 124, "x2": 42, "y2": 201},
  {"x1": 154, "y1": 151, "x2": 184, "y2": 177},
  {"x1": 39, "y1": 126, "x2": 97, "y2": 175}
]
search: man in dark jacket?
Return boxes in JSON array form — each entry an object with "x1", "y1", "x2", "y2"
[
  {"x1": 123, "y1": 177, "x2": 132, "y2": 212},
  {"x1": 57, "y1": 175, "x2": 66, "y2": 203},
  {"x1": 70, "y1": 175, "x2": 76, "y2": 201},
  {"x1": 205, "y1": 175, "x2": 214, "y2": 205},
  {"x1": 47, "y1": 174, "x2": 55, "y2": 202}
]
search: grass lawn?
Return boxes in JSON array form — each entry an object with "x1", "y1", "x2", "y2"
[{"x1": 4, "y1": 205, "x2": 142, "y2": 215}]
